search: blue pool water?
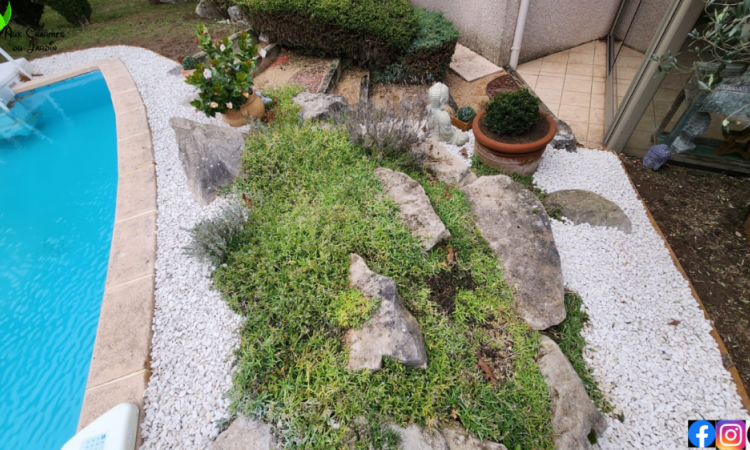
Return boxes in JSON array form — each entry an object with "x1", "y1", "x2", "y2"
[{"x1": 0, "y1": 72, "x2": 118, "y2": 449}]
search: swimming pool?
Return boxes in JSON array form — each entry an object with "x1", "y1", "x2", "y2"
[{"x1": 0, "y1": 71, "x2": 118, "y2": 449}]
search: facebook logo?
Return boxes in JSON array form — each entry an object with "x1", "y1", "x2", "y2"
[{"x1": 689, "y1": 420, "x2": 717, "y2": 448}]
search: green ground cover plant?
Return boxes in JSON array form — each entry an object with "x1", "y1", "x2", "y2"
[
  {"x1": 371, "y1": 8, "x2": 459, "y2": 84},
  {"x1": 211, "y1": 86, "x2": 555, "y2": 449},
  {"x1": 547, "y1": 293, "x2": 612, "y2": 413},
  {"x1": 238, "y1": 0, "x2": 418, "y2": 67}
]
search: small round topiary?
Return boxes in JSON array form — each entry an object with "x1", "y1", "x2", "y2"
[
  {"x1": 182, "y1": 56, "x2": 199, "y2": 70},
  {"x1": 483, "y1": 89, "x2": 540, "y2": 136},
  {"x1": 456, "y1": 106, "x2": 476, "y2": 123}
]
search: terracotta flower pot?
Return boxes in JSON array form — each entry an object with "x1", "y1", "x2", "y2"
[
  {"x1": 472, "y1": 109, "x2": 557, "y2": 175},
  {"x1": 450, "y1": 114, "x2": 472, "y2": 132},
  {"x1": 220, "y1": 90, "x2": 265, "y2": 127},
  {"x1": 181, "y1": 69, "x2": 196, "y2": 79}
]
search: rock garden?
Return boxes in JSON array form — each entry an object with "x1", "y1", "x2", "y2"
[{"x1": 18, "y1": 0, "x2": 750, "y2": 448}]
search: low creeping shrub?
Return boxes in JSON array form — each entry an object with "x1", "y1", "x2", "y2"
[{"x1": 371, "y1": 8, "x2": 459, "y2": 84}]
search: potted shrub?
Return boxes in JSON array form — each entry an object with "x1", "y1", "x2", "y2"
[
  {"x1": 451, "y1": 106, "x2": 475, "y2": 132},
  {"x1": 185, "y1": 24, "x2": 265, "y2": 127},
  {"x1": 181, "y1": 56, "x2": 198, "y2": 78},
  {"x1": 472, "y1": 89, "x2": 556, "y2": 175}
]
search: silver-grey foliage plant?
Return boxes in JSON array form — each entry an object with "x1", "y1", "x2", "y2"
[
  {"x1": 344, "y1": 96, "x2": 428, "y2": 158},
  {"x1": 184, "y1": 199, "x2": 249, "y2": 267}
]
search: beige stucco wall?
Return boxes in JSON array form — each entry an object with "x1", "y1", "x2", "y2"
[
  {"x1": 411, "y1": 0, "x2": 622, "y2": 66},
  {"x1": 519, "y1": 0, "x2": 622, "y2": 63},
  {"x1": 409, "y1": 0, "x2": 521, "y2": 65},
  {"x1": 614, "y1": 0, "x2": 673, "y2": 53}
]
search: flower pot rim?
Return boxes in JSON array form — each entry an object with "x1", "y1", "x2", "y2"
[{"x1": 472, "y1": 109, "x2": 557, "y2": 155}]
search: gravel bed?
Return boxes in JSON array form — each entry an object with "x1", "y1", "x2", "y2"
[
  {"x1": 534, "y1": 146, "x2": 749, "y2": 448},
  {"x1": 32, "y1": 47, "x2": 245, "y2": 449},
  {"x1": 441, "y1": 127, "x2": 475, "y2": 164}
]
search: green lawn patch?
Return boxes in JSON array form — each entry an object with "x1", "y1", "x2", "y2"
[{"x1": 211, "y1": 86, "x2": 555, "y2": 449}]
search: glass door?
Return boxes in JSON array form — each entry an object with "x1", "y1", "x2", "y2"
[{"x1": 605, "y1": 0, "x2": 673, "y2": 129}]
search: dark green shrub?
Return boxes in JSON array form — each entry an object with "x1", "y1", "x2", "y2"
[
  {"x1": 5, "y1": 0, "x2": 45, "y2": 28},
  {"x1": 372, "y1": 8, "x2": 459, "y2": 84},
  {"x1": 483, "y1": 89, "x2": 540, "y2": 136},
  {"x1": 43, "y1": 0, "x2": 91, "y2": 27},
  {"x1": 182, "y1": 56, "x2": 198, "y2": 70},
  {"x1": 456, "y1": 106, "x2": 476, "y2": 123},
  {"x1": 239, "y1": 0, "x2": 418, "y2": 67}
]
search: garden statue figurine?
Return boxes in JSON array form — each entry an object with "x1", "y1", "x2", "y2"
[{"x1": 428, "y1": 82, "x2": 469, "y2": 146}]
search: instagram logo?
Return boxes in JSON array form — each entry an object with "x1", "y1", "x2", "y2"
[{"x1": 716, "y1": 420, "x2": 746, "y2": 450}]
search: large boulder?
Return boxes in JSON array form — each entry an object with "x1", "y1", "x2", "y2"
[
  {"x1": 461, "y1": 176, "x2": 565, "y2": 330},
  {"x1": 169, "y1": 118, "x2": 246, "y2": 205},
  {"x1": 344, "y1": 254, "x2": 427, "y2": 372},
  {"x1": 195, "y1": 0, "x2": 225, "y2": 19},
  {"x1": 375, "y1": 167, "x2": 450, "y2": 251},
  {"x1": 538, "y1": 336, "x2": 607, "y2": 449},
  {"x1": 411, "y1": 138, "x2": 477, "y2": 187},
  {"x1": 389, "y1": 422, "x2": 507, "y2": 450},
  {"x1": 211, "y1": 416, "x2": 278, "y2": 450},
  {"x1": 293, "y1": 92, "x2": 350, "y2": 123},
  {"x1": 545, "y1": 189, "x2": 632, "y2": 233}
]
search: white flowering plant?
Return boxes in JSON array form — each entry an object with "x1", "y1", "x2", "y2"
[{"x1": 186, "y1": 24, "x2": 260, "y2": 118}]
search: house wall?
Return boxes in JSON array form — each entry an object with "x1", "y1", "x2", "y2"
[
  {"x1": 411, "y1": 0, "x2": 621, "y2": 66},
  {"x1": 614, "y1": 0, "x2": 673, "y2": 53},
  {"x1": 519, "y1": 0, "x2": 622, "y2": 63}
]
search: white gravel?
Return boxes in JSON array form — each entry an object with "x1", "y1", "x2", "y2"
[
  {"x1": 32, "y1": 47, "x2": 244, "y2": 449},
  {"x1": 534, "y1": 146, "x2": 749, "y2": 448}
]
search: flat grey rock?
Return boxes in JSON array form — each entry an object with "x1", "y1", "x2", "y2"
[
  {"x1": 545, "y1": 189, "x2": 632, "y2": 233},
  {"x1": 169, "y1": 117, "x2": 246, "y2": 205},
  {"x1": 389, "y1": 422, "x2": 507, "y2": 450},
  {"x1": 375, "y1": 167, "x2": 450, "y2": 251},
  {"x1": 293, "y1": 92, "x2": 350, "y2": 123},
  {"x1": 390, "y1": 424, "x2": 448, "y2": 450},
  {"x1": 344, "y1": 254, "x2": 427, "y2": 372},
  {"x1": 551, "y1": 120, "x2": 578, "y2": 152},
  {"x1": 462, "y1": 176, "x2": 565, "y2": 330},
  {"x1": 211, "y1": 416, "x2": 278, "y2": 450},
  {"x1": 442, "y1": 421, "x2": 507, "y2": 450},
  {"x1": 411, "y1": 138, "x2": 477, "y2": 187},
  {"x1": 538, "y1": 336, "x2": 607, "y2": 450}
]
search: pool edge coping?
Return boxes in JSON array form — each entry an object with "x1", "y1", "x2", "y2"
[{"x1": 15, "y1": 58, "x2": 157, "y2": 441}]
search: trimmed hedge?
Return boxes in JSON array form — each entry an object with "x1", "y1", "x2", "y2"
[
  {"x1": 43, "y1": 0, "x2": 92, "y2": 27},
  {"x1": 238, "y1": 0, "x2": 418, "y2": 67},
  {"x1": 372, "y1": 8, "x2": 459, "y2": 84}
]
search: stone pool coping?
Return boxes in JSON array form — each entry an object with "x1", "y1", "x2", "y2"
[{"x1": 15, "y1": 58, "x2": 156, "y2": 437}]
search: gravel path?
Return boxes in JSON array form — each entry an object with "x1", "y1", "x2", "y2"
[
  {"x1": 534, "y1": 147, "x2": 748, "y2": 448},
  {"x1": 32, "y1": 47, "x2": 244, "y2": 449}
]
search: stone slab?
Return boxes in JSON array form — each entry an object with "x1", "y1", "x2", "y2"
[
  {"x1": 78, "y1": 371, "x2": 148, "y2": 434},
  {"x1": 87, "y1": 276, "x2": 155, "y2": 389},
  {"x1": 545, "y1": 189, "x2": 632, "y2": 233},
  {"x1": 450, "y1": 44, "x2": 503, "y2": 83},
  {"x1": 105, "y1": 211, "x2": 157, "y2": 289},
  {"x1": 115, "y1": 165, "x2": 157, "y2": 222},
  {"x1": 211, "y1": 417, "x2": 278, "y2": 450}
]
